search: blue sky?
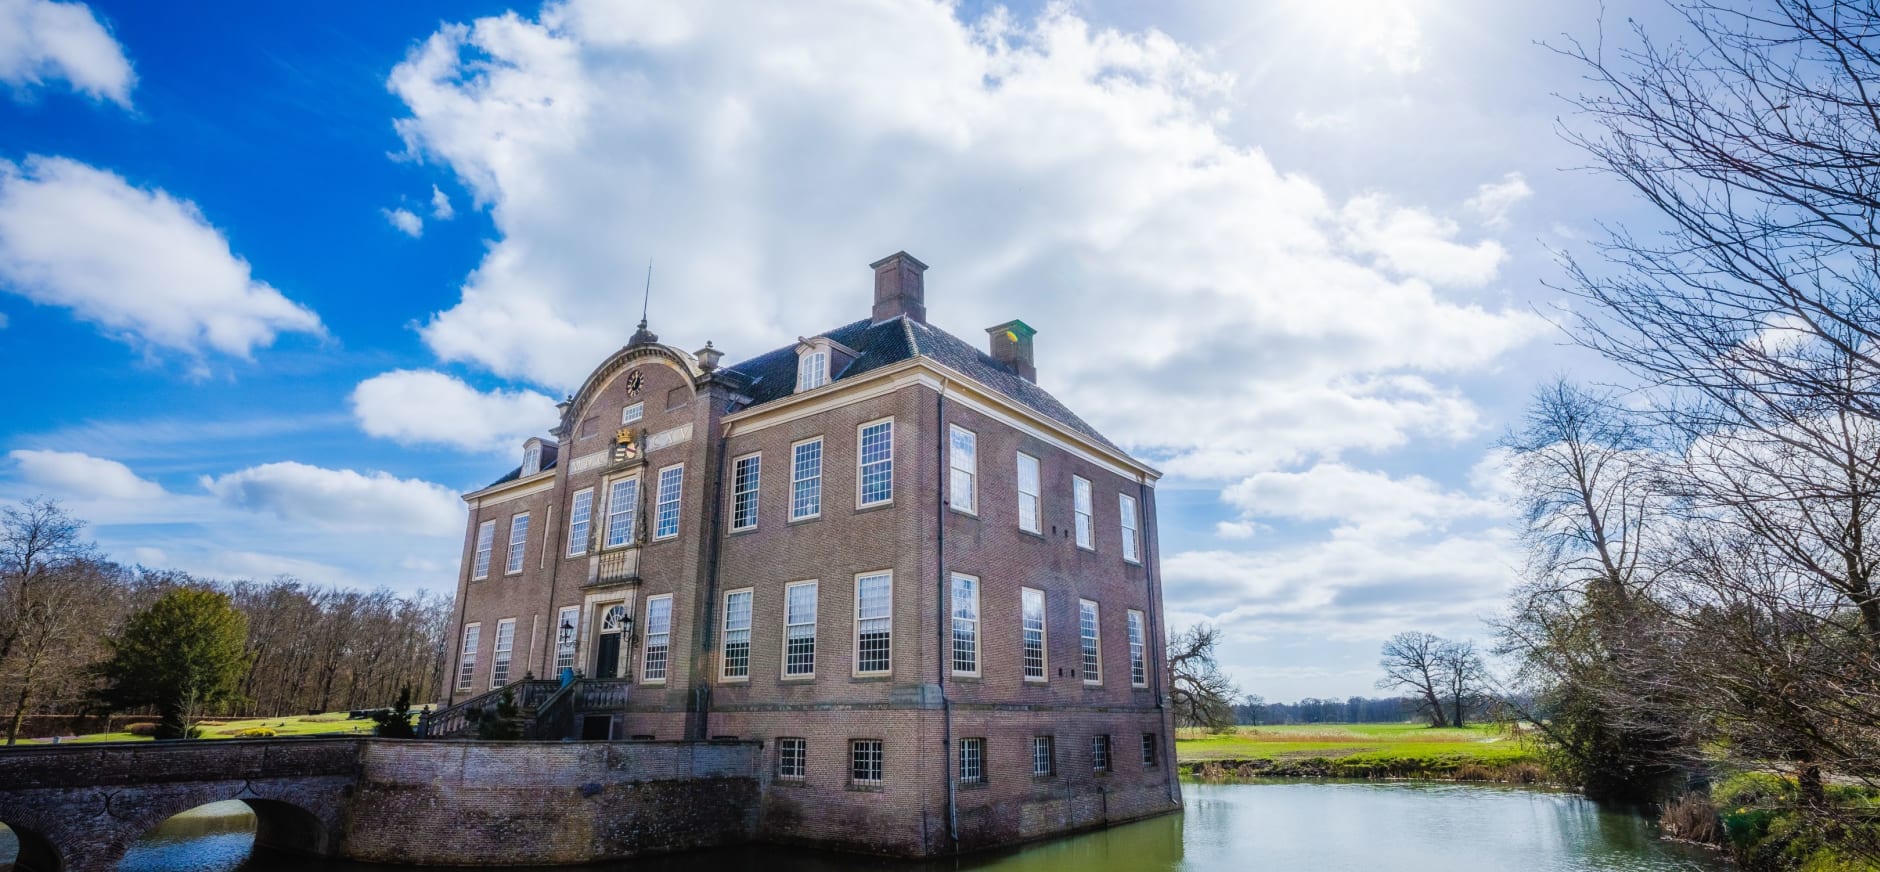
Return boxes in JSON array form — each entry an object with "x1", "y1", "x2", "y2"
[{"x1": 0, "y1": 0, "x2": 1676, "y2": 700}]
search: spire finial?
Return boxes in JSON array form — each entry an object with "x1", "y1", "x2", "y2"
[{"x1": 628, "y1": 261, "x2": 660, "y2": 346}]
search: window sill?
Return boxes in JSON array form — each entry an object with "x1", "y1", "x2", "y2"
[
  {"x1": 850, "y1": 673, "x2": 893, "y2": 682},
  {"x1": 959, "y1": 781, "x2": 989, "y2": 791},
  {"x1": 719, "y1": 677, "x2": 750, "y2": 684},
  {"x1": 1019, "y1": 528, "x2": 1046, "y2": 540},
  {"x1": 779, "y1": 675, "x2": 816, "y2": 682},
  {"x1": 726, "y1": 527, "x2": 758, "y2": 538},
  {"x1": 854, "y1": 501, "x2": 894, "y2": 514},
  {"x1": 947, "y1": 506, "x2": 978, "y2": 519},
  {"x1": 786, "y1": 514, "x2": 822, "y2": 526}
]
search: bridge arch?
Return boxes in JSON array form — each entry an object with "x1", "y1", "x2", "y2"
[
  {"x1": 1, "y1": 819, "x2": 66, "y2": 872},
  {"x1": 114, "y1": 793, "x2": 331, "y2": 868}
]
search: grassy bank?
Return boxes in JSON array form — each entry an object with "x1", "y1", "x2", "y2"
[
  {"x1": 13, "y1": 713, "x2": 375, "y2": 744},
  {"x1": 1176, "y1": 723, "x2": 1549, "y2": 783}
]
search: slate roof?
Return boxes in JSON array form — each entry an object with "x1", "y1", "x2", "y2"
[
  {"x1": 722, "y1": 316, "x2": 1123, "y2": 454},
  {"x1": 481, "y1": 442, "x2": 558, "y2": 490}
]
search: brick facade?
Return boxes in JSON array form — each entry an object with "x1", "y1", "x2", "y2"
[{"x1": 448, "y1": 252, "x2": 1181, "y2": 855}]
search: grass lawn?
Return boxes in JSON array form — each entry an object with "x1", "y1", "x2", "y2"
[
  {"x1": 14, "y1": 713, "x2": 380, "y2": 745},
  {"x1": 1177, "y1": 722, "x2": 1527, "y2": 763}
]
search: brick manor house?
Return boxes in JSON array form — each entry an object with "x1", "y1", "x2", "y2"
[{"x1": 440, "y1": 252, "x2": 1181, "y2": 855}]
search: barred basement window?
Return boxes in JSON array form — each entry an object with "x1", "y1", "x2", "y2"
[
  {"x1": 857, "y1": 419, "x2": 894, "y2": 507},
  {"x1": 1032, "y1": 736, "x2": 1055, "y2": 776},
  {"x1": 948, "y1": 425, "x2": 976, "y2": 513},
  {"x1": 505, "y1": 513, "x2": 529, "y2": 574},
  {"x1": 778, "y1": 737, "x2": 807, "y2": 780},
  {"x1": 1073, "y1": 476, "x2": 1093, "y2": 549},
  {"x1": 731, "y1": 453, "x2": 761, "y2": 531},
  {"x1": 950, "y1": 573, "x2": 979, "y2": 676},
  {"x1": 567, "y1": 489, "x2": 594, "y2": 556},
  {"x1": 642, "y1": 595, "x2": 672, "y2": 682},
  {"x1": 791, "y1": 438, "x2": 823, "y2": 520},
  {"x1": 1016, "y1": 452, "x2": 1041, "y2": 534},
  {"x1": 491, "y1": 618, "x2": 515, "y2": 687},
  {"x1": 471, "y1": 520, "x2": 494, "y2": 580},
  {"x1": 1142, "y1": 733, "x2": 1159, "y2": 767},
  {"x1": 456, "y1": 623, "x2": 480, "y2": 691},
  {"x1": 784, "y1": 581, "x2": 817, "y2": 677},
  {"x1": 1080, "y1": 599, "x2": 1102, "y2": 684},
  {"x1": 722, "y1": 588, "x2": 752, "y2": 680},
  {"x1": 555, "y1": 606, "x2": 579, "y2": 673},
  {"x1": 1128, "y1": 609, "x2": 1148, "y2": 687},
  {"x1": 851, "y1": 739, "x2": 883, "y2": 785},
  {"x1": 1092, "y1": 735, "x2": 1111, "y2": 772},
  {"x1": 654, "y1": 465, "x2": 684, "y2": 539},
  {"x1": 1022, "y1": 587, "x2": 1047, "y2": 681},
  {"x1": 604, "y1": 477, "x2": 638, "y2": 548},
  {"x1": 959, "y1": 737, "x2": 985, "y2": 785},
  {"x1": 855, "y1": 571, "x2": 892, "y2": 675},
  {"x1": 1119, "y1": 492, "x2": 1141, "y2": 563}
]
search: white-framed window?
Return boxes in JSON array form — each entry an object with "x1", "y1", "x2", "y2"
[
  {"x1": 1073, "y1": 476, "x2": 1093, "y2": 550},
  {"x1": 1128, "y1": 609, "x2": 1148, "y2": 687},
  {"x1": 784, "y1": 580, "x2": 817, "y2": 678},
  {"x1": 959, "y1": 737, "x2": 985, "y2": 785},
  {"x1": 851, "y1": 739, "x2": 883, "y2": 785},
  {"x1": 523, "y1": 442, "x2": 542, "y2": 476},
  {"x1": 642, "y1": 595, "x2": 672, "y2": 683},
  {"x1": 857, "y1": 419, "x2": 894, "y2": 507},
  {"x1": 654, "y1": 465, "x2": 684, "y2": 539},
  {"x1": 721, "y1": 588, "x2": 753, "y2": 680},
  {"x1": 621, "y1": 402, "x2": 643, "y2": 424},
  {"x1": 1120, "y1": 493, "x2": 1140, "y2": 563},
  {"x1": 555, "y1": 605, "x2": 579, "y2": 673},
  {"x1": 778, "y1": 737, "x2": 807, "y2": 780},
  {"x1": 491, "y1": 618, "x2": 516, "y2": 687},
  {"x1": 950, "y1": 573, "x2": 979, "y2": 676},
  {"x1": 1092, "y1": 735, "x2": 1111, "y2": 772},
  {"x1": 797, "y1": 349, "x2": 829, "y2": 391},
  {"x1": 1021, "y1": 587, "x2": 1047, "y2": 681},
  {"x1": 854, "y1": 571, "x2": 892, "y2": 675},
  {"x1": 1016, "y1": 452, "x2": 1041, "y2": 534},
  {"x1": 1032, "y1": 736, "x2": 1055, "y2": 776},
  {"x1": 456, "y1": 623, "x2": 480, "y2": 692},
  {"x1": 472, "y1": 520, "x2": 495, "y2": 580},
  {"x1": 1142, "y1": 733, "x2": 1159, "y2": 767},
  {"x1": 604, "y1": 477, "x2": 638, "y2": 548},
  {"x1": 948, "y1": 425, "x2": 976, "y2": 513},
  {"x1": 1080, "y1": 599, "x2": 1101, "y2": 684},
  {"x1": 567, "y1": 488, "x2": 594, "y2": 556},
  {"x1": 731, "y1": 453, "x2": 761, "y2": 531},
  {"x1": 790, "y1": 438, "x2": 823, "y2": 520},
  {"x1": 505, "y1": 513, "x2": 529, "y2": 574}
]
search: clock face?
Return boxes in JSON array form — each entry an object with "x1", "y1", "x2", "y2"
[{"x1": 625, "y1": 370, "x2": 644, "y2": 396}]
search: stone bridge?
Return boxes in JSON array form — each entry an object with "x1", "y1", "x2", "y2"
[{"x1": 0, "y1": 737, "x2": 762, "y2": 872}]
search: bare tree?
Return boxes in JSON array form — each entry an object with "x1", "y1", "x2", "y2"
[
  {"x1": 1166, "y1": 623, "x2": 1239, "y2": 730},
  {"x1": 1377, "y1": 632, "x2": 1450, "y2": 728},
  {"x1": 1435, "y1": 640, "x2": 1488, "y2": 729}
]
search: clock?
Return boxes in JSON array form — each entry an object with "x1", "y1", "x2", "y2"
[{"x1": 625, "y1": 370, "x2": 644, "y2": 396}]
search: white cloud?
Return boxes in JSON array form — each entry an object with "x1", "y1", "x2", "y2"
[
  {"x1": 1222, "y1": 462, "x2": 1497, "y2": 538},
  {"x1": 0, "y1": 156, "x2": 324, "y2": 360},
  {"x1": 7, "y1": 448, "x2": 164, "y2": 500},
  {"x1": 350, "y1": 369, "x2": 558, "y2": 453},
  {"x1": 1465, "y1": 172, "x2": 1532, "y2": 228},
  {"x1": 1340, "y1": 194, "x2": 1506, "y2": 288},
  {"x1": 201, "y1": 461, "x2": 463, "y2": 537},
  {"x1": 430, "y1": 185, "x2": 454, "y2": 220},
  {"x1": 387, "y1": 1, "x2": 1544, "y2": 481},
  {"x1": 383, "y1": 206, "x2": 423, "y2": 237},
  {"x1": 0, "y1": 0, "x2": 133, "y2": 105}
]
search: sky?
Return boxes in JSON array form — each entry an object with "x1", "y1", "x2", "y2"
[{"x1": 0, "y1": 0, "x2": 1683, "y2": 700}]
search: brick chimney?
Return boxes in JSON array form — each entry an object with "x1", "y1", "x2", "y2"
[
  {"x1": 986, "y1": 319, "x2": 1037, "y2": 382},
  {"x1": 870, "y1": 251, "x2": 927, "y2": 324}
]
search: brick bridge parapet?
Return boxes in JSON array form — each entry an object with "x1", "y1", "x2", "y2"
[{"x1": 0, "y1": 738, "x2": 761, "y2": 872}]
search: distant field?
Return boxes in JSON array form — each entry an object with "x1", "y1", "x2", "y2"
[
  {"x1": 14, "y1": 713, "x2": 377, "y2": 745},
  {"x1": 1175, "y1": 723, "x2": 1545, "y2": 781}
]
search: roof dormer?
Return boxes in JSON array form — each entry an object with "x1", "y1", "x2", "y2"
[
  {"x1": 795, "y1": 336, "x2": 857, "y2": 393},
  {"x1": 521, "y1": 436, "x2": 555, "y2": 477}
]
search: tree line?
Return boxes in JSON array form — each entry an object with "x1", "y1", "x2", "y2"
[{"x1": 0, "y1": 498, "x2": 451, "y2": 743}]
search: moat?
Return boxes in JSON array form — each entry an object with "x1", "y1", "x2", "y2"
[{"x1": 7, "y1": 781, "x2": 1725, "y2": 872}]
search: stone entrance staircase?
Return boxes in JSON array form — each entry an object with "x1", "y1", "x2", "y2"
[{"x1": 419, "y1": 678, "x2": 631, "y2": 739}]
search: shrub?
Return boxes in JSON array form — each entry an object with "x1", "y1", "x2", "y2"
[
  {"x1": 372, "y1": 686, "x2": 417, "y2": 739},
  {"x1": 233, "y1": 727, "x2": 277, "y2": 738},
  {"x1": 1659, "y1": 793, "x2": 1724, "y2": 847},
  {"x1": 125, "y1": 722, "x2": 161, "y2": 736}
]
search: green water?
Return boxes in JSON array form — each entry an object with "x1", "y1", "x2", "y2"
[{"x1": 5, "y1": 781, "x2": 1728, "y2": 871}]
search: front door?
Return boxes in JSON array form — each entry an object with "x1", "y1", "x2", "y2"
[{"x1": 594, "y1": 603, "x2": 627, "y2": 678}]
